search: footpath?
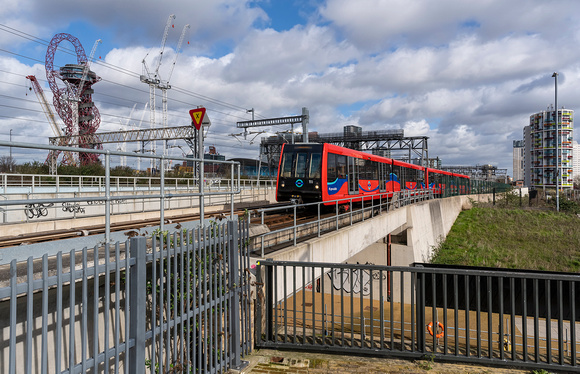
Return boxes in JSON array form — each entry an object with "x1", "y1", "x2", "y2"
[{"x1": 234, "y1": 349, "x2": 533, "y2": 373}]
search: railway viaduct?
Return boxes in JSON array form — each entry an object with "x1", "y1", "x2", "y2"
[{"x1": 250, "y1": 193, "x2": 493, "y2": 268}]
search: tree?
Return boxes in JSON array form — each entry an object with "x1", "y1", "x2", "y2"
[
  {"x1": 0, "y1": 156, "x2": 16, "y2": 173},
  {"x1": 574, "y1": 175, "x2": 580, "y2": 190}
]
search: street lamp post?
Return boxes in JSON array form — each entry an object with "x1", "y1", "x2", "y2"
[
  {"x1": 9, "y1": 129, "x2": 12, "y2": 173},
  {"x1": 552, "y1": 72, "x2": 559, "y2": 212}
]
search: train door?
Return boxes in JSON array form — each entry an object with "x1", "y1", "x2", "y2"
[
  {"x1": 348, "y1": 157, "x2": 359, "y2": 195},
  {"x1": 379, "y1": 162, "x2": 390, "y2": 192}
]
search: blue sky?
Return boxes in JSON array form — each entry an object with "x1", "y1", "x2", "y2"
[{"x1": 2, "y1": 0, "x2": 580, "y2": 176}]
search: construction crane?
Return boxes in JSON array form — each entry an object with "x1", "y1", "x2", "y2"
[
  {"x1": 158, "y1": 23, "x2": 190, "y2": 169},
  {"x1": 26, "y1": 75, "x2": 75, "y2": 165},
  {"x1": 141, "y1": 14, "x2": 175, "y2": 171}
]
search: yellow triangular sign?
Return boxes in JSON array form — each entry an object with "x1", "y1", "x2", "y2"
[{"x1": 189, "y1": 108, "x2": 206, "y2": 130}]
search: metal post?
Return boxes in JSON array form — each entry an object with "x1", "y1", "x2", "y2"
[
  {"x1": 105, "y1": 151, "x2": 111, "y2": 243},
  {"x1": 129, "y1": 236, "x2": 147, "y2": 373},
  {"x1": 228, "y1": 220, "x2": 245, "y2": 369},
  {"x1": 302, "y1": 107, "x2": 309, "y2": 143},
  {"x1": 9, "y1": 129, "x2": 12, "y2": 172},
  {"x1": 199, "y1": 125, "x2": 205, "y2": 226},
  {"x1": 160, "y1": 156, "x2": 165, "y2": 232},
  {"x1": 552, "y1": 72, "x2": 560, "y2": 212}
]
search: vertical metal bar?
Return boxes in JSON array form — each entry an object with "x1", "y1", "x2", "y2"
[
  {"x1": 293, "y1": 205, "x2": 297, "y2": 246},
  {"x1": 56, "y1": 252, "x2": 63, "y2": 374},
  {"x1": 41, "y1": 254, "x2": 48, "y2": 374},
  {"x1": 443, "y1": 272, "x2": 448, "y2": 354},
  {"x1": 273, "y1": 264, "x2": 278, "y2": 343},
  {"x1": 25, "y1": 257, "x2": 33, "y2": 374},
  {"x1": 453, "y1": 274, "x2": 459, "y2": 356},
  {"x1": 431, "y1": 273, "x2": 436, "y2": 353},
  {"x1": 487, "y1": 275, "x2": 493, "y2": 360},
  {"x1": 312, "y1": 265, "x2": 316, "y2": 345},
  {"x1": 158, "y1": 234, "x2": 165, "y2": 373},
  {"x1": 185, "y1": 230, "x2": 192, "y2": 371},
  {"x1": 330, "y1": 266, "x2": 335, "y2": 345},
  {"x1": 114, "y1": 242, "x2": 121, "y2": 373},
  {"x1": 293, "y1": 265, "x2": 297, "y2": 344},
  {"x1": 546, "y1": 279, "x2": 552, "y2": 364},
  {"x1": 81, "y1": 247, "x2": 88, "y2": 373},
  {"x1": 317, "y1": 203, "x2": 321, "y2": 237},
  {"x1": 179, "y1": 231, "x2": 185, "y2": 370},
  {"x1": 350, "y1": 268, "x2": 354, "y2": 348},
  {"x1": 340, "y1": 265, "x2": 345, "y2": 347},
  {"x1": 369, "y1": 268, "x2": 374, "y2": 348},
  {"x1": 283, "y1": 266, "x2": 288, "y2": 343},
  {"x1": 103, "y1": 243, "x2": 110, "y2": 372},
  {"x1": 499, "y1": 277, "x2": 504, "y2": 361},
  {"x1": 400, "y1": 271, "x2": 405, "y2": 351},
  {"x1": 150, "y1": 235, "x2": 158, "y2": 373},
  {"x1": 534, "y1": 278, "x2": 539, "y2": 363},
  {"x1": 255, "y1": 261, "x2": 263, "y2": 346},
  {"x1": 301, "y1": 265, "x2": 306, "y2": 342},
  {"x1": 9, "y1": 259, "x2": 17, "y2": 374},
  {"x1": 202, "y1": 226, "x2": 208, "y2": 373},
  {"x1": 172, "y1": 233, "x2": 178, "y2": 367},
  {"x1": 558, "y1": 280, "x2": 564, "y2": 365},
  {"x1": 93, "y1": 245, "x2": 100, "y2": 373},
  {"x1": 510, "y1": 277, "x2": 516, "y2": 362},
  {"x1": 522, "y1": 278, "x2": 528, "y2": 362},
  {"x1": 128, "y1": 236, "x2": 147, "y2": 374},
  {"x1": 229, "y1": 220, "x2": 242, "y2": 368},
  {"x1": 105, "y1": 151, "x2": 111, "y2": 243},
  {"x1": 465, "y1": 274, "x2": 470, "y2": 358},
  {"x1": 380, "y1": 269, "x2": 384, "y2": 350},
  {"x1": 571, "y1": 281, "x2": 576, "y2": 366},
  {"x1": 390, "y1": 269, "x2": 394, "y2": 348},
  {"x1": 476, "y1": 275, "x2": 481, "y2": 358}
]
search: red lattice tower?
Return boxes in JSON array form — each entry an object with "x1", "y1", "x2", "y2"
[{"x1": 45, "y1": 33, "x2": 102, "y2": 165}]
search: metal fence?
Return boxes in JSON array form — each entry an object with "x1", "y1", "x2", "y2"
[
  {"x1": 255, "y1": 259, "x2": 580, "y2": 373},
  {"x1": 254, "y1": 189, "x2": 434, "y2": 256},
  {"x1": 0, "y1": 219, "x2": 252, "y2": 373}
]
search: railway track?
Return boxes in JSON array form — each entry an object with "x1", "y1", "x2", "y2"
[{"x1": 0, "y1": 202, "x2": 289, "y2": 248}]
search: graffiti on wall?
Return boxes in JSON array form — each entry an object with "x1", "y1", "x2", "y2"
[
  {"x1": 328, "y1": 263, "x2": 386, "y2": 296},
  {"x1": 24, "y1": 198, "x2": 128, "y2": 219},
  {"x1": 24, "y1": 203, "x2": 54, "y2": 219}
]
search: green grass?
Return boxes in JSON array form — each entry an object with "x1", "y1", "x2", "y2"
[{"x1": 430, "y1": 205, "x2": 580, "y2": 273}]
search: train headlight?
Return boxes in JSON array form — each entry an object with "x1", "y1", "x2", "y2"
[
  {"x1": 281, "y1": 181, "x2": 285, "y2": 188},
  {"x1": 315, "y1": 183, "x2": 319, "y2": 189}
]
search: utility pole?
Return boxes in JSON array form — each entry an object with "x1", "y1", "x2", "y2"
[{"x1": 9, "y1": 129, "x2": 12, "y2": 172}]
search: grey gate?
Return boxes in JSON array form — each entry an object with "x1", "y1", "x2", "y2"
[{"x1": 0, "y1": 219, "x2": 251, "y2": 373}]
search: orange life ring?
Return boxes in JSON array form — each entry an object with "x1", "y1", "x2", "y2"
[{"x1": 427, "y1": 321, "x2": 444, "y2": 339}]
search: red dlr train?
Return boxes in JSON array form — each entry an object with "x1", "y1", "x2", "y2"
[{"x1": 276, "y1": 143, "x2": 469, "y2": 204}]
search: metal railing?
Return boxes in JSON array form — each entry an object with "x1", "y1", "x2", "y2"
[
  {"x1": 256, "y1": 259, "x2": 580, "y2": 372},
  {"x1": 0, "y1": 140, "x2": 243, "y2": 242},
  {"x1": 0, "y1": 219, "x2": 252, "y2": 373},
  {"x1": 254, "y1": 189, "x2": 434, "y2": 256},
  {"x1": 0, "y1": 172, "x2": 276, "y2": 194}
]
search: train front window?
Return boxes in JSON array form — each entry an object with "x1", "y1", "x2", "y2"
[
  {"x1": 309, "y1": 153, "x2": 321, "y2": 179},
  {"x1": 280, "y1": 152, "x2": 294, "y2": 178},
  {"x1": 295, "y1": 153, "x2": 308, "y2": 178}
]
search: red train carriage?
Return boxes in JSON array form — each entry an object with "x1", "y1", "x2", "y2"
[
  {"x1": 276, "y1": 143, "x2": 470, "y2": 205},
  {"x1": 277, "y1": 143, "x2": 443, "y2": 205}
]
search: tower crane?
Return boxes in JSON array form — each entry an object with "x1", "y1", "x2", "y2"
[
  {"x1": 26, "y1": 75, "x2": 75, "y2": 165},
  {"x1": 141, "y1": 14, "x2": 175, "y2": 171},
  {"x1": 158, "y1": 23, "x2": 190, "y2": 169}
]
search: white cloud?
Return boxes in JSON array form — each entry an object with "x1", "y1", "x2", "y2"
[{"x1": 4, "y1": 0, "x2": 580, "y2": 174}]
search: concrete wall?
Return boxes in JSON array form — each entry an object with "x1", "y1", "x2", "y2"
[
  {"x1": 256, "y1": 194, "x2": 493, "y2": 303},
  {"x1": 0, "y1": 187, "x2": 276, "y2": 237}
]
